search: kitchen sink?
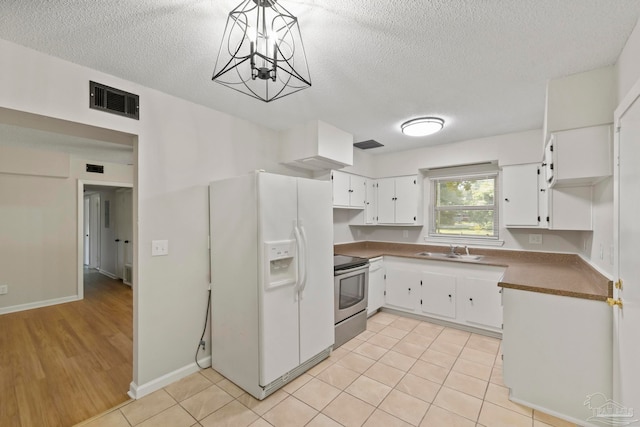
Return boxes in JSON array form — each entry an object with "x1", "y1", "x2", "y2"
[{"x1": 415, "y1": 252, "x2": 483, "y2": 261}]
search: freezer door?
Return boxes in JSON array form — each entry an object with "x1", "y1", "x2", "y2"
[
  {"x1": 297, "y1": 178, "x2": 335, "y2": 363},
  {"x1": 258, "y1": 173, "x2": 300, "y2": 386}
]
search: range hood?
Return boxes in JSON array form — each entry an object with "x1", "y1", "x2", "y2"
[{"x1": 281, "y1": 120, "x2": 353, "y2": 171}]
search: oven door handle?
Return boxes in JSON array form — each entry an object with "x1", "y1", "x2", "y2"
[
  {"x1": 335, "y1": 264, "x2": 369, "y2": 275},
  {"x1": 298, "y1": 223, "x2": 309, "y2": 297}
]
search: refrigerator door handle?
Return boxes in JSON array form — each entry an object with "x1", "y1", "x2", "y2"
[
  {"x1": 293, "y1": 222, "x2": 303, "y2": 300},
  {"x1": 298, "y1": 223, "x2": 309, "y2": 297}
]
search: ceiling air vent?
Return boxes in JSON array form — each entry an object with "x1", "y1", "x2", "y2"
[
  {"x1": 90, "y1": 81, "x2": 139, "y2": 120},
  {"x1": 354, "y1": 140, "x2": 384, "y2": 150}
]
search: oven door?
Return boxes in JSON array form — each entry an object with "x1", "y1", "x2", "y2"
[{"x1": 334, "y1": 265, "x2": 369, "y2": 324}]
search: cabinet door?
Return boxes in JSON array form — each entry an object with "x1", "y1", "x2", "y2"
[
  {"x1": 502, "y1": 164, "x2": 539, "y2": 227},
  {"x1": 384, "y1": 267, "x2": 418, "y2": 312},
  {"x1": 365, "y1": 180, "x2": 377, "y2": 224},
  {"x1": 421, "y1": 271, "x2": 456, "y2": 319},
  {"x1": 349, "y1": 174, "x2": 366, "y2": 208},
  {"x1": 459, "y1": 277, "x2": 502, "y2": 329},
  {"x1": 332, "y1": 170, "x2": 351, "y2": 207},
  {"x1": 394, "y1": 176, "x2": 419, "y2": 224},
  {"x1": 367, "y1": 260, "x2": 385, "y2": 315},
  {"x1": 377, "y1": 178, "x2": 396, "y2": 224},
  {"x1": 538, "y1": 167, "x2": 549, "y2": 228}
]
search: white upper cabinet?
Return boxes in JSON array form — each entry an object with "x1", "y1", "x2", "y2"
[
  {"x1": 364, "y1": 179, "x2": 377, "y2": 224},
  {"x1": 502, "y1": 162, "x2": 591, "y2": 231},
  {"x1": 331, "y1": 170, "x2": 366, "y2": 209},
  {"x1": 281, "y1": 120, "x2": 353, "y2": 171},
  {"x1": 502, "y1": 164, "x2": 541, "y2": 228},
  {"x1": 377, "y1": 175, "x2": 420, "y2": 224},
  {"x1": 545, "y1": 124, "x2": 613, "y2": 188}
]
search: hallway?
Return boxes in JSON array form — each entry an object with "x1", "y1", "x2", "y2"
[{"x1": 0, "y1": 269, "x2": 133, "y2": 426}]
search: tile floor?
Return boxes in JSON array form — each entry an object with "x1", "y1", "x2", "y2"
[{"x1": 77, "y1": 312, "x2": 577, "y2": 427}]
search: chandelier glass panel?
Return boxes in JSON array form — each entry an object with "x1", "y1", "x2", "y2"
[{"x1": 212, "y1": 0, "x2": 311, "y2": 102}]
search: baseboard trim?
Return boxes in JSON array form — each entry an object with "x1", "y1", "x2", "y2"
[
  {"x1": 128, "y1": 356, "x2": 212, "y2": 400},
  {"x1": 508, "y1": 393, "x2": 597, "y2": 427},
  {"x1": 0, "y1": 295, "x2": 80, "y2": 315},
  {"x1": 97, "y1": 269, "x2": 118, "y2": 280}
]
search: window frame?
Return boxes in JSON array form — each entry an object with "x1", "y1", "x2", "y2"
[{"x1": 429, "y1": 172, "x2": 500, "y2": 241}]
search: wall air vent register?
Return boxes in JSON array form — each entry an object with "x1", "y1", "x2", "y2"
[{"x1": 89, "y1": 81, "x2": 139, "y2": 120}]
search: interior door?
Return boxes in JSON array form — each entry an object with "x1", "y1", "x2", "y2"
[
  {"x1": 614, "y1": 94, "x2": 640, "y2": 412},
  {"x1": 83, "y1": 196, "x2": 90, "y2": 265},
  {"x1": 88, "y1": 193, "x2": 100, "y2": 268},
  {"x1": 257, "y1": 173, "x2": 300, "y2": 385},
  {"x1": 296, "y1": 177, "x2": 334, "y2": 363}
]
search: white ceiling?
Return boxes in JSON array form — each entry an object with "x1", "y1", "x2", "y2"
[{"x1": 0, "y1": 0, "x2": 639, "y2": 155}]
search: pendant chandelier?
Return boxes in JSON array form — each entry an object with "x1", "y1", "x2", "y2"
[{"x1": 212, "y1": 0, "x2": 312, "y2": 102}]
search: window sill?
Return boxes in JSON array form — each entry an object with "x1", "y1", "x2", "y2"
[{"x1": 424, "y1": 236, "x2": 505, "y2": 247}]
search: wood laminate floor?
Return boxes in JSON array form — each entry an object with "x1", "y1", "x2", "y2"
[{"x1": 0, "y1": 269, "x2": 133, "y2": 427}]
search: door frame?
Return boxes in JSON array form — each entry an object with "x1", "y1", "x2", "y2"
[{"x1": 77, "y1": 179, "x2": 133, "y2": 299}]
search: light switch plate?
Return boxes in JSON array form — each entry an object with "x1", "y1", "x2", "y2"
[
  {"x1": 152, "y1": 240, "x2": 169, "y2": 256},
  {"x1": 529, "y1": 234, "x2": 543, "y2": 244},
  {"x1": 0, "y1": 285, "x2": 7, "y2": 295}
]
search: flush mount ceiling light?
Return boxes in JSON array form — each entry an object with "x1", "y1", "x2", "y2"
[
  {"x1": 401, "y1": 117, "x2": 445, "y2": 137},
  {"x1": 212, "y1": 0, "x2": 311, "y2": 102}
]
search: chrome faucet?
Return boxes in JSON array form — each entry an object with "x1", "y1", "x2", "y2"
[
  {"x1": 465, "y1": 245, "x2": 470, "y2": 256},
  {"x1": 449, "y1": 244, "x2": 460, "y2": 256}
]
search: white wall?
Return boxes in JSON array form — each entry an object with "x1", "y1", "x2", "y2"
[
  {"x1": 0, "y1": 38, "x2": 307, "y2": 393},
  {"x1": 0, "y1": 145, "x2": 133, "y2": 311},
  {"x1": 616, "y1": 17, "x2": 640, "y2": 103},
  {"x1": 580, "y1": 16, "x2": 640, "y2": 276}
]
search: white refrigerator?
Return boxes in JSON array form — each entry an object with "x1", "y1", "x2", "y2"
[{"x1": 209, "y1": 171, "x2": 334, "y2": 400}]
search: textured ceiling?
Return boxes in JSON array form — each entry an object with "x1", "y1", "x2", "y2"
[{"x1": 0, "y1": 0, "x2": 639, "y2": 154}]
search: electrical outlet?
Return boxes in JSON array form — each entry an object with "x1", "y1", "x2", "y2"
[
  {"x1": 599, "y1": 244, "x2": 604, "y2": 260},
  {"x1": 528, "y1": 234, "x2": 543, "y2": 245},
  {"x1": 0, "y1": 285, "x2": 7, "y2": 295},
  {"x1": 403, "y1": 230, "x2": 409, "y2": 238},
  {"x1": 199, "y1": 340, "x2": 206, "y2": 351}
]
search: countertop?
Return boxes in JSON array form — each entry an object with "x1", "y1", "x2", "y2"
[{"x1": 334, "y1": 241, "x2": 613, "y2": 301}]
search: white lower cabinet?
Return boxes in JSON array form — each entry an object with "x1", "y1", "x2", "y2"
[
  {"x1": 384, "y1": 266, "x2": 419, "y2": 312},
  {"x1": 367, "y1": 257, "x2": 385, "y2": 315},
  {"x1": 502, "y1": 288, "x2": 612, "y2": 424},
  {"x1": 459, "y1": 276, "x2": 503, "y2": 329},
  {"x1": 420, "y1": 272, "x2": 456, "y2": 319},
  {"x1": 383, "y1": 257, "x2": 505, "y2": 333}
]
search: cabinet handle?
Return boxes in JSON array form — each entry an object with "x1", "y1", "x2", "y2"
[
  {"x1": 115, "y1": 239, "x2": 120, "y2": 242},
  {"x1": 504, "y1": 198, "x2": 509, "y2": 202},
  {"x1": 448, "y1": 294, "x2": 452, "y2": 298},
  {"x1": 540, "y1": 189, "x2": 546, "y2": 192},
  {"x1": 541, "y1": 162, "x2": 547, "y2": 167},
  {"x1": 469, "y1": 298, "x2": 473, "y2": 302}
]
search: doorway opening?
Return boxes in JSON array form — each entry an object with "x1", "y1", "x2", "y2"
[{"x1": 79, "y1": 182, "x2": 133, "y2": 297}]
